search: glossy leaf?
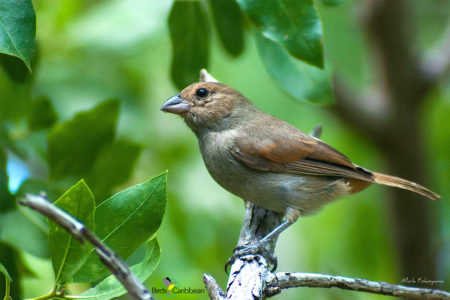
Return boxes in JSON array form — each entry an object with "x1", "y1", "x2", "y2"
[
  {"x1": 27, "y1": 96, "x2": 58, "y2": 131},
  {"x1": 0, "y1": 206, "x2": 49, "y2": 258},
  {"x1": 209, "y1": 0, "x2": 245, "y2": 57},
  {"x1": 73, "y1": 172, "x2": 167, "y2": 283},
  {"x1": 237, "y1": 0, "x2": 324, "y2": 68},
  {"x1": 255, "y1": 32, "x2": 332, "y2": 104},
  {"x1": 0, "y1": 0, "x2": 36, "y2": 71},
  {"x1": 47, "y1": 99, "x2": 119, "y2": 180},
  {"x1": 78, "y1": 238, "x2": 160, "y2": 300},
  {"x1": 169, "y1": 1, "x2": 210, "y2": 89},
  {"x1": 49, "y1": 180, "x2": 95, "y2": 285},
  {"x1": 87, "y1": 139, "x2": 142, "y2": 203}
]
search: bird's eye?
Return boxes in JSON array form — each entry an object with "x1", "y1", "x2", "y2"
[{"x1": 196, "y1": 88, "x2": 209, "y2": 98}]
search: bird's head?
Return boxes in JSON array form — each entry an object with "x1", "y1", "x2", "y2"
[{"x1": 161, "y1": 82, "x2": 254, "y2": 134}]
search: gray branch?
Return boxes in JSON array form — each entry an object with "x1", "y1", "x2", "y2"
[
  {"x1": 225, "y1": 203, "x2": 283, "y2": 299},
  {"x1": 266, "y1": 272, "x2": 450, "y2": 300},
  {"x1": 203, "y1": 274, "x2": 226, "y2": 300},
  {"x1": 19, "y1": 194, "x2": 153, "y2": 300}
]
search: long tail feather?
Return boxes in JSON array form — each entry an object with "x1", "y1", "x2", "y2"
[{"x1": 372, "y1": 172, "x2": 440, "y2": 200}]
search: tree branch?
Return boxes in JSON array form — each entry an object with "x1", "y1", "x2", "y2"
[
  {"x1": 225, "y1": 203, "x2": 284, "y2": 299},
  {"x1": 203, "y1": 274, "x2": 226, "y2": 300},
  {"x1": 19, "y1": 194, "x2": 153, "y2": 300},
  {"x1": 266, "y1": 272, "x2": 449, "y2": 299}
]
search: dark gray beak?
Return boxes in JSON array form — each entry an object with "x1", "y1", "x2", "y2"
[{"x1": 161, "y1": 94, "x2": 189, "y2": 114}]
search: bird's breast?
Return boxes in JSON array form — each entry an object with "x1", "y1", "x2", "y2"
[{"x1": 198, "y1": 130, "x2": 248, "y2": 194}]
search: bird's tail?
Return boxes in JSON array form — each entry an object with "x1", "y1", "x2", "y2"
[{"x1": 371, "y1": 172, "x2": 440, "y2": 200}]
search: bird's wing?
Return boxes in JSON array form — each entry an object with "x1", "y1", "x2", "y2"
[{"x1": 231, "y1": 116, "x2": 374, "y2": 182}]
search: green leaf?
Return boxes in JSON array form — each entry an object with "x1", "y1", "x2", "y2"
[
  {"x1": 0, "y1": 247, "x2": 13, "y2": 298},
  {"x1": 77, "y1": 238, "x2": 160, "y2": 300},
  {"x1": 321, "y1": 0, "x2": 346, "y2": 6},
  {"x1": 47, "y1": 99, "x2": 119, "y2": 180},
  {"x1": 73, "y1": 172, "x2": 167, "y2": 283},
  {"x1": 0, "y1": 0, "x2": 36, "y2": 71},
  {"x1": 49, "y1": 180, "x2": 95, "y2": 285},
  {"x1": 0, "y1": 125, "x2": 26, "y2": 159},
  {"x1": 87, "y1": 139, "x2": 142, "y2": 203},
  {"x1": 27, "y1": 96, "x2": 58, "y2": 131},
  {"x1": 255, "y1": 32, "x2": 332, "y2": 104},
  {"x1": 0, "y1": 262, "x2": 11, "y2": 300},
  {"x1": 0, "y1": 54, "x2": 31, "y2": 83},
  {"x1": 209, "y1": 0, "x2": 245, "y2": 57},
  {"x1": 169, "y1": 1, "x2": 210, "y2": 89},
  {"x1": 0, "y1": 206, "x2": 49, "y2": 258},
  {"x1": 15, "y1": 178, "x2": 56, "y2": 203},
  {"x1": 237, "y1": 0, "x2": 324, "y2": 68},
  {"x1": 0, "y1": 147, "x2": 13, "y2": 211},
  {"x1": 0, "y1": 263, "x2": 11, "y2": 284}
]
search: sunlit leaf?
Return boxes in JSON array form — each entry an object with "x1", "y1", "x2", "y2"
[
  {"x1": 49, "y1": 180, "x2": 95, "y2": 285},
  {"x1": 47, "y1": 99, "x2": 119, "y2": 180},
  {"x1": 77, "y1": 238, "x2": 160, "y2": 300},
  {"x1": 237, "y1": 0, "x2": 324, "y2": 68},
  {"x1": 87, "y1": 139, "x2": 142, "y2": 204},
  {"x1": 209, "y1": 0, "x2": 245, "y2": 57},
  {"x1": 0, "y1": 0, "x2": 36, "y2": 71},
  {"x1": 255, "y1": 32, "x2": 332, "y2": 104},
  {"x1": 73, "y1": 172, "x2": 167, "y2": 283},
  {"x1": 27, "y1": 96, "x2": 58, "y2": 131},
  {"x1": 169, "y1": 1, "x2": 210, "y2": 89}
]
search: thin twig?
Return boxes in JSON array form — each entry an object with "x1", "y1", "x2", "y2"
[
  {"x1": 203, "y1": 274, "x2": 226, "y2": 300},
  {"x1": 19, "y1": 194, "x2": 153, "y2": 300},
  {"x1": 266, "y1": 272, "x2": 450, "y2": 299}
]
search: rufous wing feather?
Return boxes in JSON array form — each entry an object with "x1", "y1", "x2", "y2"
[{"x1": 231, "y1": 115, "x2": 440, "y2": 200}]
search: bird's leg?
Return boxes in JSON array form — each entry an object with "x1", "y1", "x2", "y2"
[
  {"x1": 258, "y1": 219, "x2": 293, "y2": 244},
  {"x1": 225, "y1": 220, "x2": 294, "y2": 273},
  {"x1": 257, "y1": 206, "x2": 300, "y2": 243},
  {"x1": 226, "y1": 208, "x2": 300, "y2": 273}
]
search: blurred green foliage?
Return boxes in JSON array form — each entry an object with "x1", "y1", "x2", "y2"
[{"x1": 0, "y1": 0, "x2": 448, "y2": 299}]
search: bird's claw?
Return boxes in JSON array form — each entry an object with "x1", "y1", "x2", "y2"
[{"x1": 225, "y1": 242, "x2": 278, "y2": 274}]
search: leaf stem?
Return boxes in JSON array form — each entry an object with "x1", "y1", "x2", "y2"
[{"x1": 25, "y1": 287, "x2": 62, "y2": 300}]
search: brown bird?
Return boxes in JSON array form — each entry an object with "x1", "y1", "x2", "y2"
[{"x1": 161, "y1": 82, "x2": 439, "y2": 243}]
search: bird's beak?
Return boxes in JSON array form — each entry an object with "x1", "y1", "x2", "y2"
[{"x1": 161, "y1": 94, "x2": 190, "y2": 115}]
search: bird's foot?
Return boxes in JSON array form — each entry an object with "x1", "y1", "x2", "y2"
[{"x1": 225, "y1": 241, "x2": 277, "y2": 274}]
